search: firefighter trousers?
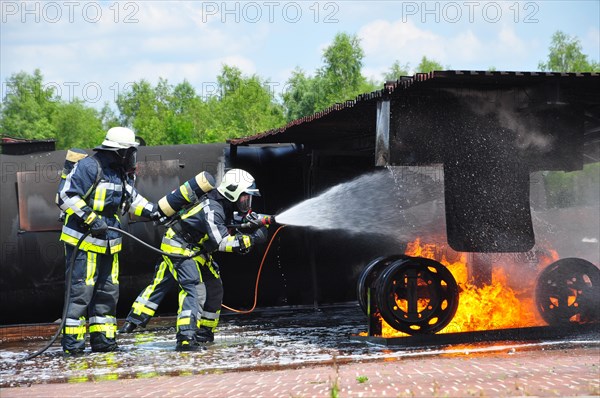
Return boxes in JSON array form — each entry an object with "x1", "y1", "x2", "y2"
[
  {"x1": 125, "y1": 256, "x2": 223, "y2": 331},
  {"x1": 62, "y1": 245, "x2": 119, "y2": 353}
]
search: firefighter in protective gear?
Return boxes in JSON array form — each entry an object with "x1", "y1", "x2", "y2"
[
  {"x1": 119, "y1": 210, "x2": 272, "y2": 337},
  {"x1": 158, "y1": 169, "x2": 268, "y2": 351},
  {"x1": 58, "y1": 127, "x2": 162, "y2": 355},
  {"x1": 119, "y1": 171, "x2": 218, "y2": 334}
]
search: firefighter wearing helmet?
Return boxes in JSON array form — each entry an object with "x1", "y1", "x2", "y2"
[
  {"x1": 57, "y1": 127, "x2": 163, "y2": 355},
  {"x1": 149, "y1": 168, "x2": 271, "y2": 350}
]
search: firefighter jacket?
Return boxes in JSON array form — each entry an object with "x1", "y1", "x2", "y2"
[
  {"x1": 58, "y1": 151, "x2": 155, "y2": 254},
  {"x1": 160, "y1": 190, "x2": 261, "y2": 258}
]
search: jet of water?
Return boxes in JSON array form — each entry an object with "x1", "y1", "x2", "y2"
[{"x1": 276, "y1": 167, "x2": 446, "y2": 241}]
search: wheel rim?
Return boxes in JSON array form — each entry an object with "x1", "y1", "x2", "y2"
[
  {"x1": 535, "y1": 257, "x2": 600, "y2": 325},
  {"x1": 356, "y1": 255, "x2": 407, "y2": 315},
  {"x1": 375, "y1": 257, "x2": 459, "y2": 335}
]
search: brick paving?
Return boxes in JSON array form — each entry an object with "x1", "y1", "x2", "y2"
[{"x1": 3, "y1": 345, "x2": 599, "y2": 397}]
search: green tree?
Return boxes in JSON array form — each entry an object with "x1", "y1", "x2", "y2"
[
  {"x1": 206, "y1": 65, "x2": 285, "y2": 140},
  {"x1": 317, "y1": 32, "x2": 371, "y2": 109},
  {"x1": 53, "y1": 100, "x2": 104, "y2": 149},
  {"x1": 383, "y1": 60, "x2": 411, "y2": 81},
  {"x1": 282, "y1": 68, "x2": 325, "y2": 121},
  {"x1": 283, "y1": 32, "x2": 377, "y2": 121},
  {"x1": 164, "y1": 81, "x2": 204, "y2": 144},
  {"x1": 116, "y1": 79, "x2": 169, "y2": 145},
  {"x1": 116, "y1": 68, "x2": 285, "y2": 145},
  {"x1": 99, "y1": 103, "x2": 120, "y2": 131},
  {"x1": 0, "y1": 69, "x2": 58, "y2": 139},
  {"x1": 415, "y1": 56, "x2": 445, "y2": 73},
  {"x1": 538, "y1": 31, "x2": 600, "y2": 72}
]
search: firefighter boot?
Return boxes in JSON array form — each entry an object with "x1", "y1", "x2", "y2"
[
  {"x1": 62, "y1": 326, "x2": 86, "y2": 356},
  {"x1": 176, "y1": 333, "x2": 205, "y2": 352},
  {"x1": 90, "y1": 332, "x2": 118, "y2": 352},
  {"x1": 118, "y1": 321, "x2": 137, "y2": 334},
  {"x1": 195, "y1": 326, "x2": 214, "y2": 343}
]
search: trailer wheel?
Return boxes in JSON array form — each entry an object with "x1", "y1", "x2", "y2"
[
  {"x1": 356, "y1": 255, "x2": 408, "y2": 315},
  {"x1": 374, "y1": 257, "x2": 459, "y2": 335},
  {"x1": 535, "y1": 257, "x2": 600, "y2": 325}
]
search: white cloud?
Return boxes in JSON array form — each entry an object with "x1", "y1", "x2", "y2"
[
  {"x1": 586, "y1": 27, "x2": 600, "y2": 60},
  {"x1": 358, "y1": 18, "x2": 448, "y2": 77},
  {"x1": 357, "y1": 17, "x2": 541, "y2": 80}
]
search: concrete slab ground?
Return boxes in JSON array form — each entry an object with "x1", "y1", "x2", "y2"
[{"x1": 3, "y1": 345, "x2": 599, "y2": 397}]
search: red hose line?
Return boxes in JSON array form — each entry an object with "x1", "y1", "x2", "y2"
[{"x1": 222, "y1": 225, "x2": 287, "y2": 314}]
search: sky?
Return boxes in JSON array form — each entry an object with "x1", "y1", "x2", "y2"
[{"x1": 1, "y1": 0, "x2": 599, "y2": 108}]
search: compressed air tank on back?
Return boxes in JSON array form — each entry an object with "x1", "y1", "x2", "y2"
[{"x1": 157, "y1": 171, "x2": 216, "y2": 217}]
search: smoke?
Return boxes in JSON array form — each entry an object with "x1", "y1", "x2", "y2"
[
  {"x1": 444, "y1": 88, "x2": 555, "y2": 153},
  {"x1": 276, "y1": 166, "x2": 445, "y2": 242}
]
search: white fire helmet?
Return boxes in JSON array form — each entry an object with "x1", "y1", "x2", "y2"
[
  {"x1": 217, "y1": 169, "x2": 261, "y2": 205},
  {"x1": 101, "y1": 127, "x2": 139, "y2": 149}
]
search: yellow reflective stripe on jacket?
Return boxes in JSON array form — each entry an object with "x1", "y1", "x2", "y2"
[
  {"x1": 132, "y1": 196, "x2": 150, "y2": 217},
  {"x1": 181, "y1": 201, "x2": 205, "y2": 219},
  {"x1": 60, "y1": 233, "x2": 108, "y2": 254},
  {"x1": 60, "y1": 227, "x2": 123, "y2": 254},
  {"x1": 160, "y1": 235, "x2": 197, "y2": 256},
  {"x1": 92, "y1": 186, "x2": 107, "y2": 212},
  {"x1": 74, "y1": 199, "x2": 87, "y2": 211}
]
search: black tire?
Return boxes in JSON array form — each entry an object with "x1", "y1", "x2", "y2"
[
  {"x1": 375, "y1": 256, "x2": 459, "y2": 335},
  {"x1": 356, "y1": 255, "x2": 408, "y2": 315},
  {"x1": 535, "y1": 257, "x2": 600, "y2": 325}
]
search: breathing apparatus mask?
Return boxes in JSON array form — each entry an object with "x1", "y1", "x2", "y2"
[
  {"x1": 237, "y1": 193, "x2": 252, "y2": 213},
  {"x1": 94, "y1": 127, "x2": 140, "y2": 174},
  {"x1": 115, "y1": 147, "x2": 138, "y2": 174}
]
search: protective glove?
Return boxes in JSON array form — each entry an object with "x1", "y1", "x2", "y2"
[
  {"x1": 250, "y1": 226, "x2": 269, "y2": 245},
  {"x1": 241, "y1": 212, "x2": 275, "y2": 230},
  {"x1": 89, "y1": 217, "x2": 108, "y2": 237},
  {"x1": 149, "y1": 206, "x2": 168, "y2": 225},
  {"x1": 236, "y1": 234, "x2": 254, "y2": 255}
]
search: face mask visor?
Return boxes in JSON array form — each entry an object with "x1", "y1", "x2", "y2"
[
  {"x1": 116, "y1": 147, "x2": 137, "y2": 173},
  {"x1": 236, "y1": 193, "x2": 252, "y2": 213}
]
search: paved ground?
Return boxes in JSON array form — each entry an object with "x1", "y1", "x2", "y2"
[
  {"x1": 2, "y1": 306, "x2": 599, "y2": 397},
  {"x1": 3, "y1": 345, "x2": 599, "y2": 397}
]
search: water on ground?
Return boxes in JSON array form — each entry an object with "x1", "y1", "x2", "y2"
[{"x1": 1, "y1": 304, "x2": 598, "y2": 388}]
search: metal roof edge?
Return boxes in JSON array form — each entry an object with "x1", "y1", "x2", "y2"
[{"x1": 229, "y1": 70, "x2": 599, "y2": 146}]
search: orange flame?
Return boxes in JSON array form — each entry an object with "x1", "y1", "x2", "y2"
[{"x1": 377, "y1": 238, "x2": 552, "y2": 337}]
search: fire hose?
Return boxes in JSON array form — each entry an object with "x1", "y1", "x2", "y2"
[{"x1": 21, "y1": 223, "x2": 285, "y2": 361}]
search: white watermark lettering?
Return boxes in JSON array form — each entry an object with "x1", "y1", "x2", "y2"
[
  {"x1": 400, "y1": 1, "x2": 539, "y2": 24},
  {"x1": 200, "y1": 1, "x2": 339, "y2": 24},
  {"x1": 1, "y1": 1, "x2": 140, "y2": 23}
]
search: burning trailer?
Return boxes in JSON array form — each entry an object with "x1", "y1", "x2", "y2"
[{"x1": 228, "y1": 70, "x2": 600, "y2": 339}]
